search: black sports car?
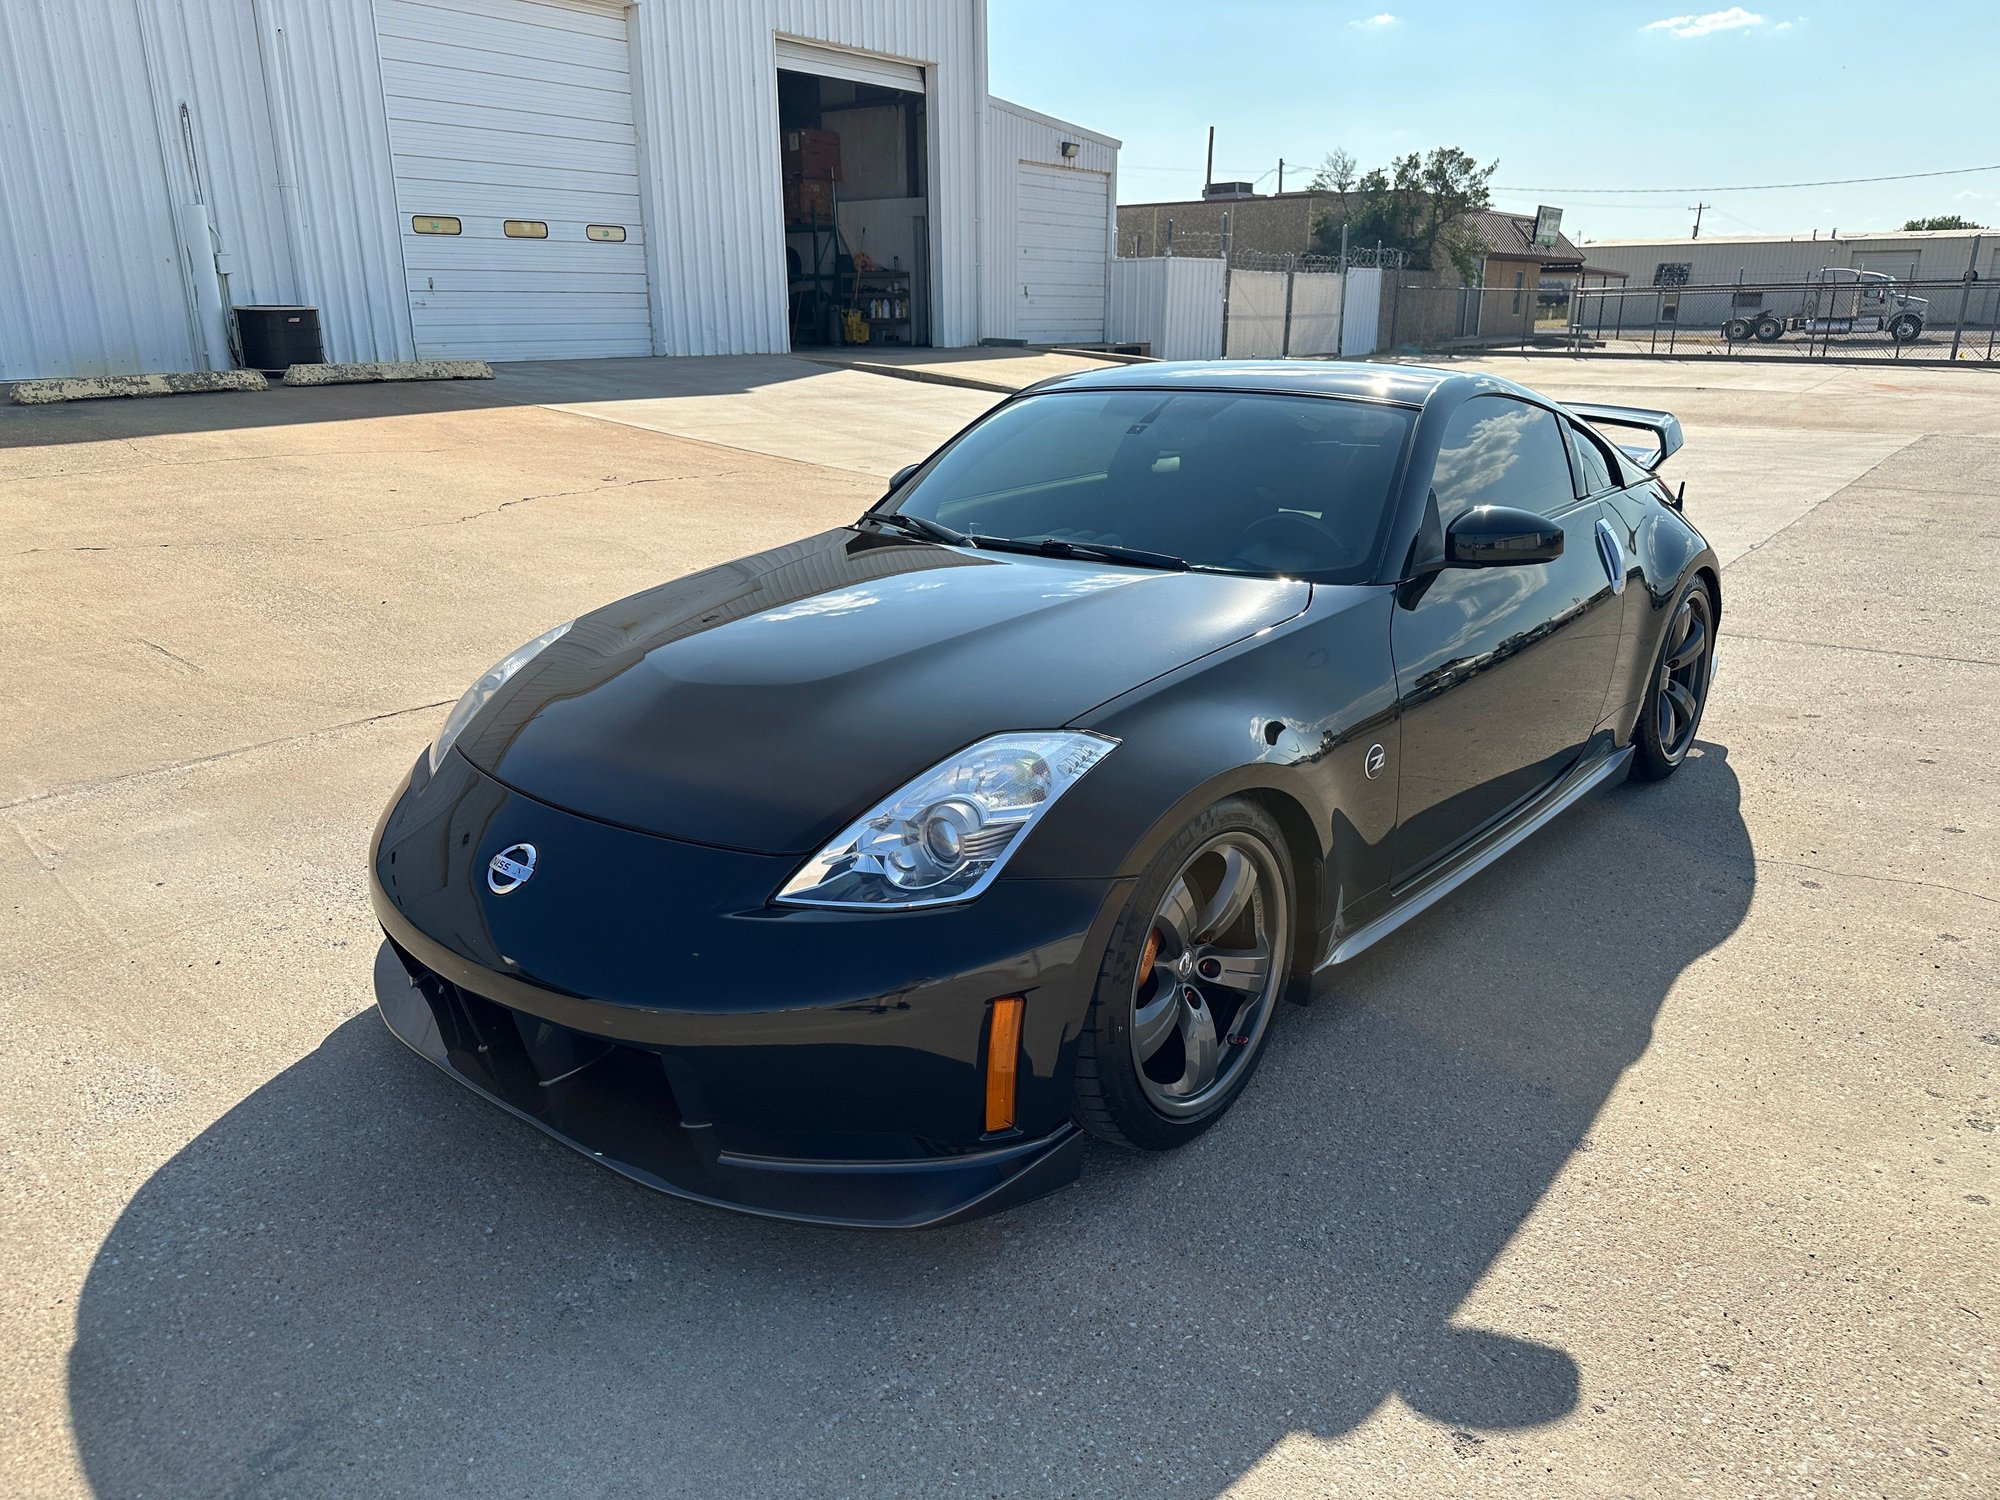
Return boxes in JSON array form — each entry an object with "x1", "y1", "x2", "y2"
[{"x1": 370, "y1": 362, "x2": 1718, "y2": 1228}]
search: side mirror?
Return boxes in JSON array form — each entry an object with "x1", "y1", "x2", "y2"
[
  {"x1": 1446, "y1": 506, "x2": 1564, "y2": 567},
  {"x1": 885, "y1": 463, "x2": 920, "y2": 497}
]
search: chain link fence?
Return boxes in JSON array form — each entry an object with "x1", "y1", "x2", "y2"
[{"x1": 1372, "y1": 231, "x2": 1996, "y2": 364}]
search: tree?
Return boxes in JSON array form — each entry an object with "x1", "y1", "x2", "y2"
[
  {"x1": 1309, "y1": 148, "x2": 1358, "y2": 195},
  {"x1": 1311, "y1": 147, "x2": 1497, "y2": 280},
  {"x1": 1902, "y1": 214, "x2": 1983, "y2": 231}
]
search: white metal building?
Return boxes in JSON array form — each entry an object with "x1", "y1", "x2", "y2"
[
  {"x1": 0, "y1": 0, "x2": 1120, "y2": 381},
  {"x1": 1579, "y1": 228, "x2": 1994, "y2": 292}
]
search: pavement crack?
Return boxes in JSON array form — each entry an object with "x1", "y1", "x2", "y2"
[
  {"x1": 448, "y1": 473, "x2": 702, "y2": 525},
  {"x1": 138, "y1": 638, "x2": 203, "y2": 674},
  {"x1": 1722, "y1": 632, "x2": 1999, "y2": 670},
  {"x1": 0, "y1": 699, "x2": 452, "y2": 815},
  {"x1": 8, "y1": 474, "x2": 734, "y2": 556},
  {"x1": 1755, "y1": 855, "x2": 1996, "y2": 907}
]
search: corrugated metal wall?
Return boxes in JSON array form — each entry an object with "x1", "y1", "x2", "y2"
[
  {"x1": 980, "y1": 97, "x2": 1117, "y2": 343},
  {"x1": 630, "y1": 0, "x2": 983, "y2": 355},
  {"x1": 0, "y1": 3, "x2": 196, "y2": 379},
  {"x1": 7, "y1": 1, "x2": 1114, "y2": 376},
  {"x1": 153, "y1": 0, "x2": 296, "y2": 309},
  {"x1": 1107, "y1": 257, "x2": 1223, "y2": 361},
  {"x1": 0, "y1": 0, "x2": 412, "y2": 379},
  {"x1": 254, "y1": 0, "x2": 415, "y2": 363}
]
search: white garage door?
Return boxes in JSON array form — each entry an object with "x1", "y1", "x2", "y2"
[
  {"x1": 1016, "y1": 162, "x2": 1109, "y2": 345},
  {"x1": 377, "y1": 0, "x2": 651, "y2": 360}
]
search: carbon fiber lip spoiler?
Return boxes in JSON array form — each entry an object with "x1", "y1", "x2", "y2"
[{"x1": 1563, "y1": 401, "x2": 1684, "y2": 471}]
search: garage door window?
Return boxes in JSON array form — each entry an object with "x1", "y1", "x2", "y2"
[
  {"x1": 586, "y1": 225, "x2": 626, "y2": 242},
  {"x1": 412, "y1": 216, "x2": 461, "y2": 235},
  {"x1": 503, "y1": 220, "x2": 547, "y2": 239}
]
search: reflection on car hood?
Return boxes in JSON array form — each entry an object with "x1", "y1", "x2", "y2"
[{"x1": 456, "y1": 528, "x2": 1309, "y2": 853}]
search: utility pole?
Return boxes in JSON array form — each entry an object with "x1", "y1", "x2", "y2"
[
  {"x1": 1689, "y1": 202, "x2": 1711, "y2": 239},
  {"x1": 1205, "y1": 126, "x2": 1214, "y2": 194},
  {"x1": 1277, "y1": 158, "x2": 1285, "y2": 194}
]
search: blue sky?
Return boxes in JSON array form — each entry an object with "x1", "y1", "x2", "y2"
[{"x1": 987, "y1": 1, "x2": 2000, "y2": 242}]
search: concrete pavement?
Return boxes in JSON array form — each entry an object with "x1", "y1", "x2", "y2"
[{"x1": 1, "y1": 355, "x2": 1992, "y2": 1498}]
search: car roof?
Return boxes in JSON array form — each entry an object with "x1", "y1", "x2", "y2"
[{"x1": 1026, "y1": 360, "x2": 1527, "y2": 410}]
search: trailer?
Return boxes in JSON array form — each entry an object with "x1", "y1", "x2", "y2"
[{"x1": 1723, "y1": 267, "x2": 1928, "y2": 344}]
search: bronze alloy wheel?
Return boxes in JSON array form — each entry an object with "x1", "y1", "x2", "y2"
[{"x1": 1126, "y1": 830, "x2": 1289, "y2": 1119}]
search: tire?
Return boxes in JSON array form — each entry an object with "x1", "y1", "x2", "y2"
[
  {"x1": 1631, "y1": 574, "x2": 1717, "y2": 782},
  {"x1": 1722, "y1": 317, "x2": 1752, "y2": 343},
  {"x1": 1889, "y1": 314, "x2": 1922, "y2": 343},
  {"x1": 1071, "y1": 797, "x2": 1296, "y2": 1151},
  {"x1": 1753, "y1": 316, "x2": 1783, "y2": 343}
]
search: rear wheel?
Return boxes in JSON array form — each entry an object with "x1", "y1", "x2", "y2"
[
  {"x1": 1632, "y1": 576, "x2": 1716, "y2": 781},
  {"x1": 1071, "y1": 799, "x2": 1294, "y2": 1151},
  {"x1": 1753, "y1": 316, "x2": 1783, "y2": 343},
  {"x1": 1722, "y1": 317, "x2": 1752, "y2": 343}
]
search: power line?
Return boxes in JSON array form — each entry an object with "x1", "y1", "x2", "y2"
[{"x1": 1493, "y1": 163, "x2": 2000, "y2": 195}]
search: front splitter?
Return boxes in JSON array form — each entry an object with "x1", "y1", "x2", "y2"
[{"x1": 373, "y1": 948, "x2": 1084, "y2": 1230}]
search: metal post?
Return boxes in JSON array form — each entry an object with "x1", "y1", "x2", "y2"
[
  {"x1": 1219, "y1": 212, "x2": 1232, "y2": 358},
  {"x1": 1339, "y1": 222, "x2": 1349, "y2": 275},
  {"x1": 1164, "y1": 218, "x2": 1174, "y2": 258},
  {"x1": 1281, "y1": 254, "x2": 1296, "y2": 357},
  {"x1": 1388, "y1": 264, "x2": 1402, "y2": 352},
  {"x1": 1950, "y1": 235, "x2": 1981, "y2": 360}
]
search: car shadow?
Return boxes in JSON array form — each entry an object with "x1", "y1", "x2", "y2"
[{"x1": 67, "y1": 746, "x2": 1752, "y2": 1498}]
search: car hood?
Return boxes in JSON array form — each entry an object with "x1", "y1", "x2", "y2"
[{"x1": 455, "y1": 528, "x2": 1309, "y2": 853}]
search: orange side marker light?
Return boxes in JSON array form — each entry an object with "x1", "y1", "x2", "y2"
[{"x1": 985, "y1": 996, "x2": 1026, "y2": 1133}]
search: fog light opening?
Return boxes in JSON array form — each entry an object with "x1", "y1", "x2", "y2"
[{"x1": 984, "y1": 996, "x2": 1026, "y2": 1134}]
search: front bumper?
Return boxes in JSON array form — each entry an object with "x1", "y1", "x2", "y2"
[{"x1": 369, "y1": 751, "x2": 1129, "y2": 1228}]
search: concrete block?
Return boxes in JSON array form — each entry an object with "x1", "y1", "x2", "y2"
[
  {"x1": 283, "y1": 360, "x2": 493, "y2": 386},
  {"x1": 10, "y1": 370, "x2": 267, "y2": 404}
]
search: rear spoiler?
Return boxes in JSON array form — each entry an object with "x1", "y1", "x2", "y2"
[{"x1": 1563, "y1": 402, "x2": 1684, "y2": 472}]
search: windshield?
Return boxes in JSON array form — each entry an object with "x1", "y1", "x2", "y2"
[{"x1": 886, "y1": 389, "x2": 1414, "y2": 580}]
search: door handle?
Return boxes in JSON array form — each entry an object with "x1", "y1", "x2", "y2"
[{"x1": 1594, "y1": 518, "x2": 1626, "y2": 595}]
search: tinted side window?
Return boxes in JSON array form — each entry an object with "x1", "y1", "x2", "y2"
[
  {"x1": 1566, "y1": 419, "x2": 1617, "y2": 496},
  {"x1": 1430, "y1": 396, "x2": 1575, "y2": 525}
]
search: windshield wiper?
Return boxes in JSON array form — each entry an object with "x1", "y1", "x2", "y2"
[
  {"x1": 860, "y1": 509, "x2": 968, "y2": 546},
  {"x1": 860, "y1": 515, "x2": 1189, "y2": 572},
  {"x1": 971, "y1": 534, "x2": 1190, "y2": 572}
]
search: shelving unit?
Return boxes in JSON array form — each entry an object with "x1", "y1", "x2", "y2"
[
  {"x1": 851, "y1": 266, "x2": 912, "y2": 342},
  {"x1": 787, "y1": 199, "x2": 840, "y2": 347}
]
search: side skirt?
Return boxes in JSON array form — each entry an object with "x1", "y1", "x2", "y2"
[{"x1": 1316, "y1": 745, "x2": 1634, "y2": 971}]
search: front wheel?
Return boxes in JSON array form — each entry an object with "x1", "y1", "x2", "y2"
[
  {"x1": 1889, "y1": 313, "x2": 1923, "y2": 343},
  {"x1": 1631, "y1": 575, "x2": 1716, "y2": 781},
  {"x1": 1071, "y1": 799, "x2": 1295, "y2": 1151}
]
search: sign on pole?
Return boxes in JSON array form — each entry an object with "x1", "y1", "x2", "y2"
[{"x1": 1533, "y1": 205, "x2": 1563, "y2": 248}]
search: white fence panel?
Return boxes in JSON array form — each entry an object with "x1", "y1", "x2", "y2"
[
  {"x1": 1342, "y1": 267, "x2": 1384, "y2": 356},
  {"x1": 1287, "y1": 272, "x2": 1343, "y2": 356},
  {"x1": 1225, "y1": 268, "x2": 1287, "y2": 357},
  {"x1": 1108, "y1": 256, "x2": 1223, "y2": 360}
]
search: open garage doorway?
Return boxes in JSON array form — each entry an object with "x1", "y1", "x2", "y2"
[{"x1": 776, "y1": 44, "x2": 930, "y2": 351}]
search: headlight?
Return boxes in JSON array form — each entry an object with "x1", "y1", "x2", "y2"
[
  {"x1": 429, "y1": 621, "x2": 572, "y2": 773},
  {"x1": 776, "y1": 731, "x2": 1117, "y2": 909}
]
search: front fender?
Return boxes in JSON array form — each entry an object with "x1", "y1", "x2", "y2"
[{"x1": 1005, "y1": 586, "x2": 1401, "y2": 948}]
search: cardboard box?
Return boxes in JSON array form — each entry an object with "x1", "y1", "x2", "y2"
[
  {"x1": 782, "y1": 127, "x2": 842, "y2": 181},
  {"x1": 784, "y1": 175, "x2": 834, "y2": 225}
]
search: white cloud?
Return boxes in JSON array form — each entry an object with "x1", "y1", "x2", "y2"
[
  {"x1": 1349, "y1": 12, "x2": 1399, "y2": 28},
  {"x1": 1643, "y1": 7, "x2": 1766, "y2": 38}
]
